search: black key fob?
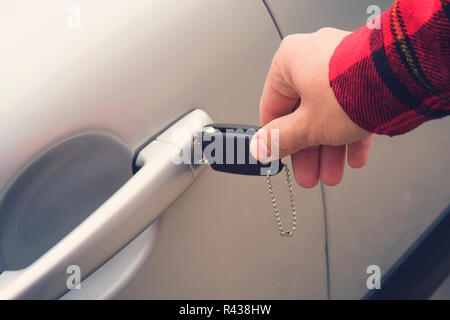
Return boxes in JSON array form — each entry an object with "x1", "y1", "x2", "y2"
[{"x1": 194, "y1": 124, "x2": 283, "y2": 176}]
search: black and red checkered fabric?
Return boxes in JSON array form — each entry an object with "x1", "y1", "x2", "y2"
[{"x1": 329, "y1": 0, "x2": 450, "y2": 136}]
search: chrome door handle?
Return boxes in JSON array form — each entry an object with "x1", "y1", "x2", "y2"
[{"x1": 0, "y1": 109, "x2": 212, "y2": 299}]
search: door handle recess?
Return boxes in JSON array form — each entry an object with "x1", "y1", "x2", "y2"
[{"x1": 0, "y1": 109, "x2": 212, "y2": 299}]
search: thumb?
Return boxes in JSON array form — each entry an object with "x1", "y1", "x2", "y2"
[{"x1": 250, "y1": 108, "x2": 312, "y2": 161}]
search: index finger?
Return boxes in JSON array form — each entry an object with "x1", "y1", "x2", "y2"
[{"x1": 259, "y1": 59, "x2": 300, "y2": 126}]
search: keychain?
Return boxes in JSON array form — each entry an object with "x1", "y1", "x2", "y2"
[{"x1": 194, "y1": 124, "x2": 297, "y2": 237}]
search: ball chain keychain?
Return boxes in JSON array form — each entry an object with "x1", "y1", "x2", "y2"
[
  {"x1": 195, "y1": 124, "x2": 297, "y2": 237},
  {"x1": 266, "y1": 164, "x2": 297, "y2": 237}
]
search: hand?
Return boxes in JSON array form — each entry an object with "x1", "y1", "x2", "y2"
[{"x1": 250, "y1": 28, "x2": 372, "y2": 188}]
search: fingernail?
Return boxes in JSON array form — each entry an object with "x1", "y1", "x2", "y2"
[
  {"x1": 250, "y1": 134, "x2": 259, "y2": 160},
  {"x1": 250, "y1": 132, "x2": 271, "y2": 163}
]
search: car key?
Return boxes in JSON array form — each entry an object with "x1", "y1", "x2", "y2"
[
  {"x1": 193, "y1": 124, "x2": 297, "y2": 237},
  {"x1": 194, "y1": 123, "x2": 282, "y2": 176}
]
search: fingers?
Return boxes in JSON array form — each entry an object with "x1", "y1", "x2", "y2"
[
  {"x1": 254, "y1": 36, "x2": 316, "y2": 161},
  {"x1": 254, "y1": 30, "x2": 371, "y2": 187},
  {"x1": 291, "y1": 138, "x2": 371, "y2": 188},
  {"x1": 259, "y1": 51, "x2": 299, "y2": 126},
  {"x1": 291, "y1": 146, "x2": 320, "y2": 188},
  {"x1": 318, "y1": 138, "x2": 371, "y2": 187},
  {"x1": 320, "y1": 145, "x2": 346, "y2": 186},
  {"x1": 250, "y1": 108, "x2": 311, "y2": 161},
  {"x1": 347, "y1": 135, "x2": 373, "y2": 168}
]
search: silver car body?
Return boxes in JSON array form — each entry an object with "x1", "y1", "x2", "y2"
[{"x1": 0, "y1": 0, "x2": 448, "y2": 299}]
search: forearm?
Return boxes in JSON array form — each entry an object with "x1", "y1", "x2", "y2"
[{"x1": 329, "y1": 0, "x2": 450, "y2": 136}]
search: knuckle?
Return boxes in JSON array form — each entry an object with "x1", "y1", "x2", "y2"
[
  {"x1": 281, "y1": 34, "x2": 296, "y2": 45},
  {"x1": 279, "y1": 34, "x2": 302, "y2": 53},
  {"x1": 299, "y1": 115, "x2": 317, "y2": 147},
  {"x1": 315, "y1": 27, "x2": 335, "y2": 34},
  {"x1": 282, "y1": 133, "x2": 296, "y2": 155}
]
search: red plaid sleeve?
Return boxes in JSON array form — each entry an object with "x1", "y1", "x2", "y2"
[{"x1": 329, "y1": 0, "x2": 450, "y2": 136}]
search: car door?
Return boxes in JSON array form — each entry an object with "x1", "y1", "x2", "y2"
[
  {"x1": 4, "y1": 0, "x2": 447, "y2": 301},
  {"x1": 267, "y1": 0, "x2": 450, "y2": 299},
  {"x1": 0, "y1": 0, "x2": 328, "y2": 299}
]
